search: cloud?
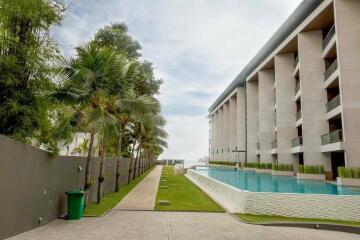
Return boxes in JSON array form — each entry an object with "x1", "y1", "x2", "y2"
[{"x1": 53, "y1": 0, "x2": 302, "y2": 162}]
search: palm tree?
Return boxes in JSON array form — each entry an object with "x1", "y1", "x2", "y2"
[{"x1": 55, "y1": 42, "x2": 124, "y2": 207}]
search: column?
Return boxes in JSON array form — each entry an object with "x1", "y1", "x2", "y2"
[
  {"x1": 229, "y1": 96, "x2": 237, "y2": 162},
  {"x1": 223, "y1": 102, "x2": 230, "y2": 161},
  {"x1": 298, "y1": 30, "x2": 331, "y2": 171},
  {"x1": 334, "y1": 0, "x2": 360, "y2": 167},
  {"x1": 237, "y1": 87, "x2": 246, "y2": 164},
  {"x1": 246, "y1": 81, "x2": 259, "y2": 163},
  {"x1": 274, "y1": 54, "x2": 298, "y2": 164},
  {"x1": 218, "y1": 107, "x2": 224, "y2": 160},
  {"x1": 258, "y1": 70, "x2": 276, "y2": 163}
]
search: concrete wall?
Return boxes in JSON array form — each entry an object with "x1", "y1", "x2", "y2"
[
  {"x1": 187, "y1": 169, "x2": 360, "y2": 221},
  {"x1": 0, "y1": 135, "x2": 144, "y2": 240},
  {"x1": 298, "y1": 30, "x2": 331, "y2": 170},
  {"x1": 258, "y1": 70, "x2": 276, "y2": 163},
  {"x1": 274, "y1": 54, "x2": 298, "y2": 165},
  {"x1": 334, "y1": 0, "x2": 360, "y2": 167},
  {"x1": 246, "y1": 81, "x2": 259, "y2": 163}
]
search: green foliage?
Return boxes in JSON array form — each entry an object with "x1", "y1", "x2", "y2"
[
  {"x1": 244, "y1": 162, "x2": 257, "y2": 168},
  {"x1": 209, "y1": 161, "x2": 237, "y2": 166},
  {"x1": 298, "y1": 165, "x2": 324, "y2": 175},
  {"x1": 272, "y1": 164, "x2": 293, "y2": 172},
  {"x1": 256, "y1": 163, "x2": 272, "y2": 170},
  {"x1": 0, "y1": 0, "x2": 66, "y2": 153},
  {"x1": 338, "y1": 167, "x2": 360, "y2": 179}
]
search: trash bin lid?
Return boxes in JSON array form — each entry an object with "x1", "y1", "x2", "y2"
[{"x1": 66, "y1": 190, "x2": 85, "y2": 195}]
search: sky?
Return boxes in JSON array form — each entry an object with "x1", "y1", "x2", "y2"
[{"x1": 53, "y1": 0, "x2": 302, "y2": 163}]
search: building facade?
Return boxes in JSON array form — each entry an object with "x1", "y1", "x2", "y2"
[{"x1": 209, "y1": 0, "x2": 360, "y2": 180}]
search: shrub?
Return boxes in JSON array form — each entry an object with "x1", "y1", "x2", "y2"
[
  {"x1": 272, "y1": 164, "x2": 293, "y2": 172},
  {"x1": 244, "y1": 162, "x2": 257, "y2": 168},
  {"x1": 338, "y1": 167, "x2": 360, "y2": 179},
  {"x1": 256, "y1": 163, "x2": 272, "y2": 169},
  {"x1": 209, "y1": 161, "x2": 237, "y2": 166},
  {"x1": 298, "y1": 165, "x2": 324, "y2": 175}
]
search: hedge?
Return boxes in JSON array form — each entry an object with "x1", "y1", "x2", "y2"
[
  {"x1": 256, "y1": 163, "x2": 272, "y2": 170},
  {"x1": 298, "y1": 165, "x2": 324, "y2": 175},
  {"x1": 272, "y1": 164, "x2": 294, "y2": 172},
  {"x1": 338, "y1": 167, "x2": 360, "y2": 179},
  {"x1": 209, "y1": 161, "x2": 237, "y2": 166}
]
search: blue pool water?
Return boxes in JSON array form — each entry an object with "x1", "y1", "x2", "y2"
[{"x1": 195, "y1": 167, "x2": 360, "y2": 195}]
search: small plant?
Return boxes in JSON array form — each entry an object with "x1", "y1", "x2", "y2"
[
  {"x1": 244, "y1": 162, "x2": 257, "y2": 168},
  {"x1": 256, "y1": 163, "x2": 272, "y2": 169},
  {"x1": 298, "y1": 165, "x2": 324, "y2": 175},
  {"x1": 209, "y1": 161, "x2": 237, "y2": 166},
  {"x1": 338, "y1": 167, "x2": 360, "y2": 179},
  {"x1": 272, "y1": 164, "x2": 293, "y2": 172}
]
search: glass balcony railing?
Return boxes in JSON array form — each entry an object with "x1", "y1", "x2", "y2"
[
  {"x1": 271, "y1": 140, "x2": 277, "y2": 149},
  {"x1": 295, "y1": 82, "x2": 300, "y2": 94},
  {"x1": 323, "y1": 25, "x2": 336, "y2": 50},
  {"x1": 291, "y1": 136, "x2": 303, "y2": 148},
  {"x1": 326, "y1": 94, "x2": 341, "y2": 113},
  {"x1": 296, "y1": 111, "x2": 302, "y2": 121},
  {"x1": 321, "y1": 129, "x2": 343, "y2": 145},
  {"x1": 294, "y1": 55, "x2": 299, "y2": 69},
  {"x1": 324, "y1": 59, "x2": 338, "y2": 81}
]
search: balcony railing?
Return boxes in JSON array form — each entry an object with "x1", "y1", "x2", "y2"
[
  {"x1": 326, "y1": 94, "x2": 341, "y2": 113},
  {"x1": 324, "y1": 59, "x2": 338, "y2": 81},
  {"x1": 321, "y1": 129, "x2": 343, "y2": 145},
  {"x1": 271, "y1": 140, "x2": 277, "y2": 149},
  {"x1": 295, "y1": 82, "x2": 300, "y2": 94},
  {"x1": 257, "y1": 142, "x2": 260, "y2": 150},
  {"x1": 294, "y1": 55, "x2": 299, "y2": 69},
  {"x1": 291, "y1": 136, "x2": 303, "y2": 148},
  {"x1": 323, "y1": 25, "x2": 336, "y2": 50},
  {"x1": 296, "y1": 111, "x2": 302, "y2": 121}
]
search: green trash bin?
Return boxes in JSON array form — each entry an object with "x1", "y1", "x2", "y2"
[{"x1": 66, "y1": 190, "x2": 85, "y2": 220}]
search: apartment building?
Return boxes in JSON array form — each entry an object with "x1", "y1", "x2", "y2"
[{"x1": 208, "y1": 0, "x2": 360, "y2": 180}]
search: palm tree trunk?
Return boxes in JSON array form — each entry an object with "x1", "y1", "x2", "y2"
[
  {"x1": 115, "y1": 126, "x2": 124, "y2": 192},
  {"x1": 133, "y1": 144, "x2": 141, "y2": 180},
  {"x1": 97, "y1": 143, "x2": 106, "y2": 204},
  {"x1": 84, "y1": 131, "x2": 95, "y2": 211},
  {"x1": 127, "y1": 140, "x2": 137, "y2": 183}
]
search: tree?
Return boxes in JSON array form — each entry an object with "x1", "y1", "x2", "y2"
[
  {"x1": 0, "y1": 0, "x2": 66, "y2": 151},
  {"x1": 94, "y1": 22, "x2": 142, "y2": 59}
]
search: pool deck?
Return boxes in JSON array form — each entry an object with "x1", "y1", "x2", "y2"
[{"x1": 6, "y1": 211, "x2": 359, "y2": 240}]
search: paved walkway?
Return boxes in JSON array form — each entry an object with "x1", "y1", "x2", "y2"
[
  {"x1": 114, "y1": 165, "x2": 163, "y2": 210},
  {"x1": 7, "y1": 211, "x2": 358, "y2": 240}
]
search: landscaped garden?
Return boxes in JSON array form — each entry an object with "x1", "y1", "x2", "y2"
[{"x1": 154, "y1": 166, "x2": 224, "y2": 212}]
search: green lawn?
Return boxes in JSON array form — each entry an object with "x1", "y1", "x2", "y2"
[
  {"x1": 154, "y1": 166, "x2": 224, "y2": 212},
  {"x1": 236, "y1": 213, "x2": 360, "y2": 227},
  {"x1": 85, "y1": 167, "x2": 154, "y2": 216}
]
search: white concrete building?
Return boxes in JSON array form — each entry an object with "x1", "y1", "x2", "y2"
[{"x1": 209, "y1": 0, "x2": 360, "y2": 180}]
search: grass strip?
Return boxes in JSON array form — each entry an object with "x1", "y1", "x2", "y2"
[
  {"x1": 85, "y1": 167, "x2": 154, "y2": 216},
  {"x1": 154, "y1": 166, "x2": 224, "y2": 212},
  {"x1": 236, "y1": 213, "x2": 360, "y2": 227}
]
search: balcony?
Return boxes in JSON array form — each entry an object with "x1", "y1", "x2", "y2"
[
  {"x1": 296, "y1": 111, "x2": 302, "y2": 121},
  {"x1": 291, "y1": 136, "x2": 303, "y2": 148},
  {"x1": 324, "y1": 59, "x2": 338, "y2": 82},
  {"x1": 271, "y1": 140, "x2": 277, "y2": 149},
  {"x1": 322, "y1": 25, "x2": 336, "y2": 51},
  {"x1": 321, "y1": 129, "x2": 343, "y2": 145},
  {"x1": 326, "y1": 94, "x2": 341, "y2": 113},
  {"x1": 257, "y1": 142, "x2": 260, "y2": 150}
]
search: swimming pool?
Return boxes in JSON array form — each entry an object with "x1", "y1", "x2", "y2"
[{"x1": 195, "y1": 167, "x2": 360, "y2": 195}]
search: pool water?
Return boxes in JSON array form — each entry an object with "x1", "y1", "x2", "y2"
[{"x1": 195, "y1": 167, "x2": 360, "y2": 195}]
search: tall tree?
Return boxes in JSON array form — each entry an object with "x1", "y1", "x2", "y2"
[{"x1": 0, "y1": 0, "x2": 65, "y2": 150}]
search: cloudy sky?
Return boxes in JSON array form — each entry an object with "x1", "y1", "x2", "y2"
[{"x1": 53, "y1": 0, "x2": 302, "y2": 163}]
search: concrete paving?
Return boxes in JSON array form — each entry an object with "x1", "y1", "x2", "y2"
[
  {"x1": 114, "y1": 165, "x2": 162, "y2": 210},
  {"x1": 7, "y1": 211, "x2": 359, "y2": 240}
]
